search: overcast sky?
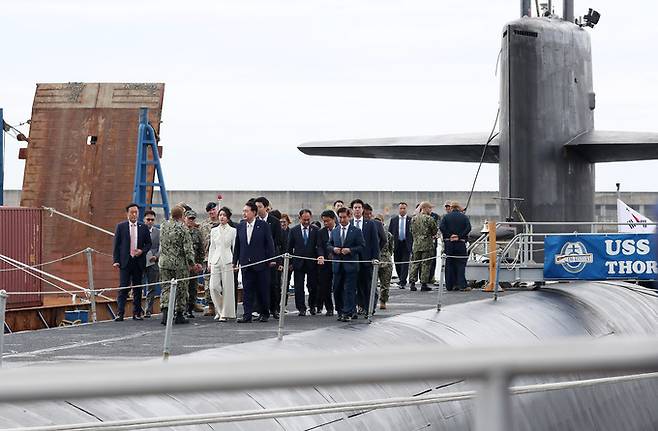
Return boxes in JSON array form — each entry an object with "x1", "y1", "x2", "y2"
[{"x1": 2, "y1": 0, "x2": 657, "y2": 192}]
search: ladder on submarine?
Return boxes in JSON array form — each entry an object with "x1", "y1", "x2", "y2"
[{"x1": 132, "y1": 107, "x2": 170, "y2": 221}]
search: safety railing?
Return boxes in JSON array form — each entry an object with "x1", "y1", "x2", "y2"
[{"x1": 0, "y1": 335, "x2": 656, "y2": 431}]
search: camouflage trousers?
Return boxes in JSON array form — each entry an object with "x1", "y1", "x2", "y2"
[
  {"x1": 408, "y1": 250, "x2": 433, "y2": 284},
  {"x1": 160, "y1": 268, "x2": 189, "y2": 313},
  {"x1": 203, "y1": 272, "x2": 213, "y2": 306},
  {"x1": 377, "y1": 260, "x2": 393, "y2": 303},
  {"x1": 187, "y1": 271, "x2": 199, "y2": 312}
]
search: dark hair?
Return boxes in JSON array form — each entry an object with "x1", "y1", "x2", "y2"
[
  {"x1": 311, "y1": 221, "x2": 321, "y2": 229},
  {"x1": 399, "y1": 202, "x2": 408, "y2": 207},
  {"x1": 337, "y1": 207, "x2": 349, "y2": 216},
  {"x1": 363, "y1": 203, "x2": 373, "y2": 211},
  {"x1": 219, "y1": 206, "x2": 232, "y2": 218},
  {"x1": 144, "y1": 210, "x2": 156, "y2": 217},
  {"x1": 246, "y1": 198, "x2": 256, "y2": 205},
  {"x1": 350, "y1": 199, "x2": 364, "y2": 209},
  {"x1": 254, "y1": 196, "x2": 270, "y2": 208},
  {"x1": 333, "y1": 199, "x2": 344, "y2": 206},
  {"x1": 125, "y1": 203, "x2": 139, "y2": 212},
  {"x1": 321, "y1": 209, "x2": 336, "y2": 219},
  {"x1": 299, "y1": 208, "x2": 312, "y2": 217},
  {"x1": 270, "y1": 209, "x2": 282, "y2": 219},
  {"x1": 244, "y1": 201, "x2": 258, "y2": 214}
]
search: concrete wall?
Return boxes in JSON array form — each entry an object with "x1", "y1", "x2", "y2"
[{"x1": 4, "y1": 190, "x2": 657, "y2": 229}]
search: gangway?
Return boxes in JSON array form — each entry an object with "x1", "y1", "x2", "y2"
[{"x1": 132, "y1": 107, "x2": 170, "y2": 221}]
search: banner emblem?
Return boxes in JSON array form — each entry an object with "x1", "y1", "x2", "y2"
[{"x1": 555, "y1": 241, "x2": 594, "y2": 273}]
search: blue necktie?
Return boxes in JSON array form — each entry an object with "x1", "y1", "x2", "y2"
[
  {"x1": 399, "y1": 217, "x2": 406, "y2": 241},
  {"x1": 303, "y1": 227, "x2": 308, "y2": 246}
]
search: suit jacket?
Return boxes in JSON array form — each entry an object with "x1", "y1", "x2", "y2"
[
  {"x1": 113, "y1": 220, "x2": 152, "y2": 270},
  {"x1": 262, "y1": 214, "x2": 284, "y2": 254},
  {"x1": 287, "y1": 224, "x2": 320, "y2": 271},
  {"x1": 327, "y1": 224, "x2": 365, "y2": 273},
  {"x1": 350, "y1": 219, "x2": 380, "y2": 262},
  {"x1": 208, "y1": 224, "x2": 236, "y2": 266},
  {"x1": 232, "y1": 218, "x2": 275, "y2": 272},
  {"x1": 316, "y1": 226, "x2": 335, "y2": 273},
  {"x1": 373, "y1": 218, "x2": 387, "y2": 250},
  {"x1": 439, "y1": 210, "x2": 472, "y2": 241},
  {"x1": 145, "y1": 227, "x2": 160, "y2": 267},
  {"x1": 388, "y1": 215, "x2": 413, "y2": 252}
]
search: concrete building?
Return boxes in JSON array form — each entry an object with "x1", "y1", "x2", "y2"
[{"x1": 4, "y1": 190, "x2": 657, "y2": 231}]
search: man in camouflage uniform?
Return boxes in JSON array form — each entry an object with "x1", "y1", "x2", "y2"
[
  {"x1": 408, "y1": 202, "x2": 438, "y2": 292},
  {"x1": 199, "y1": 202, "x2": 221, "y2": 316},
  {"x1": 185, "y1": 210, "x2": 205, "y2": 318},
  {"x1": 159, "y1": 206, "x2": 197, "y2": 325},
  {"x1": 374, "y1": 215, "x2": 394, "y2": 310}
]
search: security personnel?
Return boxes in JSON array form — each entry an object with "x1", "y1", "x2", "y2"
[
  {"x1": 159, "y1": 206, "x2": 197, "y2": 325},
  {"x1": 185, "y1": 210, "x2": 205, "y2": 318},
  {"x1": 374, "y1": 215, "x2": 394, "y2": 309},
  {"x1": 408, "y1": 202, "x2": 438, "y2": 291},
  {"x1": 439, "y1": 201, "x2": 472, "y2": 291}
]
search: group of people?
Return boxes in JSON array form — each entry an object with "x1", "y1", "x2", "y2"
[{"x1": 111, "y1": 197, "x2": 471, "y2": 325}]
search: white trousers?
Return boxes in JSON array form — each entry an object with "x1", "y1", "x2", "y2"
[{"x1": 209, "y1": 262, "x2": 236, "y2": 319}]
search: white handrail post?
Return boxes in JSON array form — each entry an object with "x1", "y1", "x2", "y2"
[
  {"x1": 0, "y1": 290, "x2": 7, "y2": 368},
  {"x1": 84, "y1": 248, "x2": 98, "y2": 323},
  {"x1": 475, "y1": 370, "x2": 511, "y2": 431},
  {"x1": 367, "y1": 260, "x2": 379, "y2": 323},
  {"x1": 277, "y1": 253, "x2": 290, "y2": 341},
  {"x1": 436, "y1": 254, "x2": 445, "y2": 312},
  {"x1": 162, "y1": 279, "x2": 177, "y2": 360}
]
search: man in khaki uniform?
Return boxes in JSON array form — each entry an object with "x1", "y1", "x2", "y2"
[{"x1": 408, "y1": 202, "x2": 438, "y2": 292}]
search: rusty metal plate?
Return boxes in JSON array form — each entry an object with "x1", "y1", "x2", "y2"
[{"x1": 20, "y1": 83, "x2": 165, "y2": 298}]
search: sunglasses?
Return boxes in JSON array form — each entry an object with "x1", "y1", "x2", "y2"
[{"x1": 145, "y1": 218, "x2": 155, "y2": 222}]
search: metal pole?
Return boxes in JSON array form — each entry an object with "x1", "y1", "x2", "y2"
[
  {"x1": 493, "y1": 251, "x2": 503, "y2": 301},
  {"x1": 277, "y1": 253, "x2": 290, "y2": 341},
  {"x1": 475, "y1": 370, "x2": 511, "y2": 431},
  {"x1": 0, "y1": 108, "x2": 4, "y2": 206},
  {"x1": 162, "y1": 279, "x2": 177, "y2": 360},
  {"x1": 84, "y1": 248, "x2": 98, "y2": 323},
  {"x1": 563, "y1": 0, "x2": 574, "y2": 22},
  {"x1": 367, "y1": 260, "x2": 379, "y2": 323},
  {"x1": 0, "y1": 290, "x2": 7, "y2": 367},
  {"x1": 436, "y1": 254, "x2": 445, "y2": 312}
]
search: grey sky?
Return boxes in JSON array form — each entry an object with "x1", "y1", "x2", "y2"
[{"x1": 2, "y1": 0, "x2": 657, "y2": 192}]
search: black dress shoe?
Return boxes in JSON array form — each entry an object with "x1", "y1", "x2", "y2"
[
  {"x1": 421, "y1": 284, "x2": 432, "y2": 292},
  {"x1": 132, "y1": 315, "x2": 143, "y2": 321},
  {"x1": 298, "y1": 310, "x2": 306, "y2": 316},
  {"x1": 237, "y1": 317, "x2": 252, "y2": 323},
  {"x1": 410, "y1": 283, "x2": 417, "y2": 291},
  {"x1": 272, "y1": 312, "x2": 280, "y2": 319},
  {"x1": 351, "y1": 313, "x2": 358, "y2": 320},
  {"x1": 114, "y1": 316, "x2": 124, "y2": 322},
  {"x1": 144, "y1": 313, "x2": 152, "y2": 318},
  {"x1": 310, "y1": 307, "x2": 317, "y2": 315},
  {"x1": 326, "y1": 311, "x2": 334, "y2": 316},
  {"x1": 259, "y1": 315, "x2": 269, "y2": 322}
]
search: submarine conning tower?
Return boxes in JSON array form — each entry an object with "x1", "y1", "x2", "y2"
[{"x1": 499, "y1": 17, "x2": 595, "y2": 226}]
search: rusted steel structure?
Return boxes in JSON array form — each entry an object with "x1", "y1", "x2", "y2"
[
  {"x1": 0, "y1": 208, "x2": 43, "y2": 309},
  {"x1": 18, "y1": 83, "x2": 165, "y2": 302}
]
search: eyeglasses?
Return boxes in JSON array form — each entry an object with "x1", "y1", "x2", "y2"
[{"x1": 145, "y1": 218, "x2": 155, "y2": 222}]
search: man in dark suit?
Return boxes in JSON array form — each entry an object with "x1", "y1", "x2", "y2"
[
  {"x1": 364, "y1": 203, "x2": 387, "y2": 251},
  {"x1": 287, "y1": 209, "x2": 320, "y2": 316},
  {"x1": 112, "y1": 203, "x2": 152, "y2": 321},
  {"x1": 233, "y1": 201, "x2": 276, "y2": 322},
  {"x1": 350, "y1": 199, "x2": 380, "y2": 317},
  {"x1": 439, "y1": 201, "x2": 472, "y2": 291},
  {"x1": 327, "y1": 207, "x2": 364, "y2": 322},
  {"x1": 388, "y1": 202, "x2": 413, "y2": 288},
  {"x1": 316, "y1": 210, "x2": 337, "y2": 316},
  {"x1": 254, "y1": 196, "x2": 284, "y2": 319}
]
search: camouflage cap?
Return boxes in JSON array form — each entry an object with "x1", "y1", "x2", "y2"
[{"x1": 185, "y1": 209, "x2": 197, "y2": 219}]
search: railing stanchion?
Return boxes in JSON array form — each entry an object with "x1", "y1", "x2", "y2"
[
  {"x1": 0, "y1": 290, "x2": 7, "y2": 368},
  {"x1": 475, "y1": 370, "x2": 511, "y2": 431},
  {"x1": 277, "y1": 254, "x2": 290, "y2": 341},
  {"x1": 367, "y1": 260, "x2": 379, "y2": 323},
  {"x1": 436, "y1": 254, "x2": 445, "y2": 312},
  {"x1": 84, "y1": 248, "x2": 98, "y2": 323},
  {"x1": 493, "y1": 251, "x2": 502, "y2": 301},
  {"x1": 162, "y1": 279, "x2": 177, "y2": 360}
]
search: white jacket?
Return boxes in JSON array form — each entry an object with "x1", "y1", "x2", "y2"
[{"x1": 208, "y1": 224, "x2": 236, "y2": 266}]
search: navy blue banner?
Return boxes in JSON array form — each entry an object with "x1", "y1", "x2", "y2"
[{"x1": 543, "y1": 234, "x2": 658, "y2": 280}]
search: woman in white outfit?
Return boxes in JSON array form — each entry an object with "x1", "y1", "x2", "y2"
[{"x1": 208, "y1": 207, "x2": 237, "y2": 321}]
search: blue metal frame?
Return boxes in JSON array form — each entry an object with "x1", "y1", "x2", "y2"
[
  {"x1": 0, "y1": 108, "x2": 4, "y2": 206},
  {"x1": 132, "y1": 107, "x2": 170, "y2": 221}
]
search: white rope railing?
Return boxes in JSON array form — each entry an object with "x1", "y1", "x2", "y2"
[
  {"x1": 42, "y1": 206, "x2": 115, "y2": 236},
  {"x1": 0, "y1": 248, "x2": 88, "y2": 272}
]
